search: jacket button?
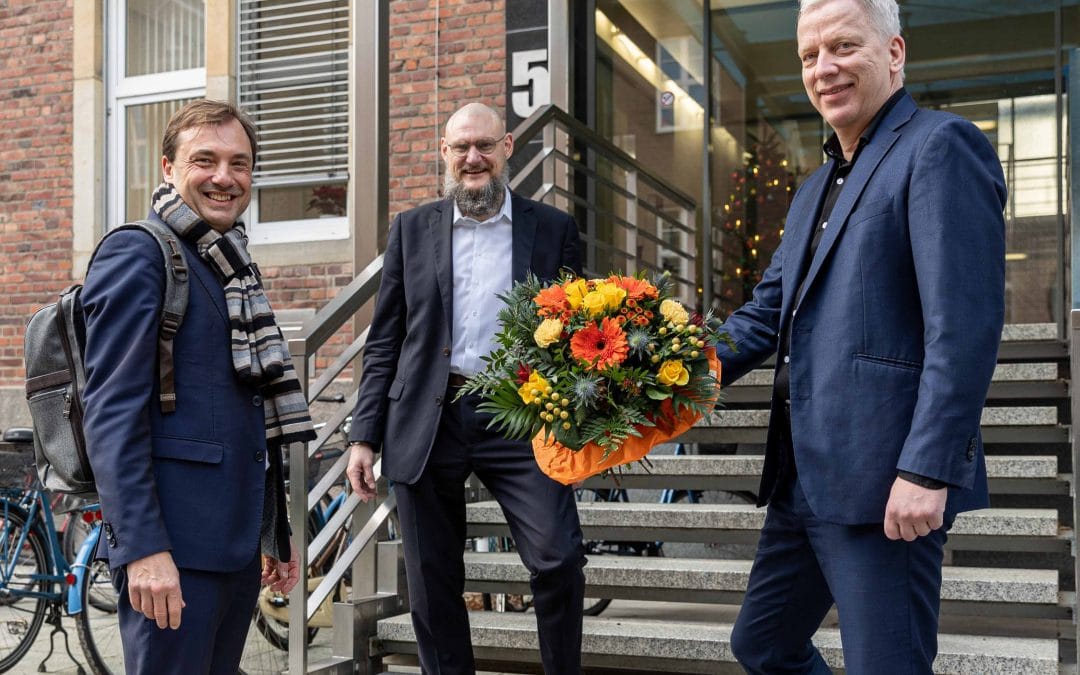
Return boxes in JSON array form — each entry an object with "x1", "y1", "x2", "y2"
[
  {"x1": 252, "y1": 395, "x2": 263, "y2": 406},
  {"x1": 442, "y1": 347, "x2": 451, "y2": 357},
  {"x1": 435, "y1": 396, "x2": 443, "y2": 406},
  {"x1": 255, "y1": 450, "x2": 265, "y2": 462}
]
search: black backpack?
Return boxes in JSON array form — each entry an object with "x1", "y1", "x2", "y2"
[{"x1": 23, "y1": 220, "x2": 189, "y2": 496}]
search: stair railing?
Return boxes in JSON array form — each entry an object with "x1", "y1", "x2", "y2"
[{"x1": 282, "y1": 104, "x2": 701, "y2": 673}]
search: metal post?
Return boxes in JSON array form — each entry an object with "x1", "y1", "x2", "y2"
[
  {"x1": 625, "y1": 171, "x2": 638, "y2": 275},
  {"x1": 1068, "y1": 49, "x2": 1080, "y2": 312},
  {"x1": 287, "y1": 337, "x2": 310, "y2": 675},
  {"x1": 1070, "y1": 310, "x2": 1080, "y2": 650},
  {"x1": 700, "y1": 0, "x2": 714, "y2": 312}
]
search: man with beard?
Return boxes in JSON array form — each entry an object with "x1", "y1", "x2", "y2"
[{"x1": 345, "y1": 102, "x2": 586, "y2": 674}]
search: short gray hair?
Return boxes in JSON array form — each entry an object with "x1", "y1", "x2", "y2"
[{"x1": 798, "y1": 0, "x2": 901, "y2": 43}]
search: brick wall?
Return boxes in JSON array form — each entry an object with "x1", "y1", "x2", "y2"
[
  {"x1": 388, "y1": 0, "x2": 507, "y2": 219},
  {"x1": 0, "y1": 0, "x2": 74, "y2": 387}
]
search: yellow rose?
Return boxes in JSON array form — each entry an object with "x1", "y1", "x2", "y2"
[
  {"x1": 595, "y1": 282, "x2": 627, "y2": 311},
  {"x1": 533, "y1": 318, "x2": 563, "y2": 348},
  {"x1": 564, "y1": 279, "x2": 589, "y2": 310},
  {"x1": 581, "y1": 291, "x2": 607, "y2": 317},
  {"x1": 660, "y1": 298, "x2": 690, "y2": 326},
  {"x1": 657, "y1": 360, "x2": 690, "y2": 386},
  {"x1": 518, "y1": 371, "x2": 550, "y2": 404}
]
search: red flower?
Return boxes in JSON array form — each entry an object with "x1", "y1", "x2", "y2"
[
  {"x1": 570, "y1": 317, "x2": 629, "y2": 370},
  {"x1": 516, "y1": 362, "x2": 531, "y2": 384}
]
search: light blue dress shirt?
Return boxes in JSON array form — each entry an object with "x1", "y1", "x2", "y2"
[{"x1": 450, "y1": 187, "x2": 514, "y2": 377}]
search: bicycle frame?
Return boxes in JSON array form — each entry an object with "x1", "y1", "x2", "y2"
[{"x1": 0, "y1": 490, "x2": 102, "y2": 615}]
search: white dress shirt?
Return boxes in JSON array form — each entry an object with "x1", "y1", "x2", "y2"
[{"x1": 450, "y1": 187, "x2": 514, "y2": 377}]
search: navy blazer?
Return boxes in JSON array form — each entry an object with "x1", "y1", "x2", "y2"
[
  {"x1": 715, "y1": 94, "x2": 1007, "y2": 524},
  {"x1": 348, "y1": 193, "x2": 582, "y2": 484},
  {"x1": 81, "y1": 214, "x2": 269, "y2": 571}
]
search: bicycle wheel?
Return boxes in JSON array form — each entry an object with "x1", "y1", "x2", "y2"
[
  {"x1": 0, "y1": 505, "x2": 50, "y2": 672},
  {"x1": 239, "y1": 607, "x2": 290, "y2": 674},
  {"x1": 74, "y1": 557, "x2": 123, "y2": 674}
]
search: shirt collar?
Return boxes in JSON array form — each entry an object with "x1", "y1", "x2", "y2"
[
  {"x1": 453, "y1": 186, "x2": 513, "y2": 226},
  {"x1": 823, "y1": 87, "x2": 907, "y2": 162}
]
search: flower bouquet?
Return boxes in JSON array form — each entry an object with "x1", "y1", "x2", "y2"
[{"x1": 457, "y1": 272, "x2": 731, "y2": 484}]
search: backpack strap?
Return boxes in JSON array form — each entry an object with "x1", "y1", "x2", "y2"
[{"x1": 87, "y1": 220, "x2": 189, "y2": 414}]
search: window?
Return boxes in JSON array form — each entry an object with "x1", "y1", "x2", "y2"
[
  {"x1": 107, "y1": 0, "x2": 206, "y2": 226},
  {"x1": 238, "y1": 0, "x2": 349, "y2": 244}
]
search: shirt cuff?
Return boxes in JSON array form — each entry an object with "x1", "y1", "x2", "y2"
[{"x1": 897, "y1": 470, "x2": 949, "y2": 490}]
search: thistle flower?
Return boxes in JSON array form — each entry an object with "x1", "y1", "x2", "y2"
[
  {"x1": 625, "y1": 327, "x2": 651, "y2": 356},
  {"x1": 571, "y1": 373, "x2": 602, "y2": 408}
]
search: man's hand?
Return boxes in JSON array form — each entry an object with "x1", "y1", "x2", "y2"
[
  {"x1": 261, "y1": 540, "x2": 300, "y2": 594},
  {"x1": 883, "y1": 476, "x2": 947, "y2": 542},
  {"x1": 127, "y1": 551, "x2": 185, "y2": 629},
  {"x1": 346, "y1": 442, "x2": 378, "y2": 502}
]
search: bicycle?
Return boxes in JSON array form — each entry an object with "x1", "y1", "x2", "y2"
[{"x1": 0, "y1": 444, "x2": 120, "y2": 674}]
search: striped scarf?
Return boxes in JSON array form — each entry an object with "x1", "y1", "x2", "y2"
[{"x1": 151, "y1": 182, "x2": 316, "y2": 446}]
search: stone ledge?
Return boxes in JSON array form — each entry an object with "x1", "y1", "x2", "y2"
[
  {"x1": 699, "y1": 406, "x2": 1058, "y2": 428},
  {"x1": 467, "y1": 502, "x2": 1059, "y2": 538},
  {"x1": 730, "y1": 362, "x2": 1059, "y2": 388},
  {"x1": 377, "y1": 612, "x2": 1058, "y2": 673},
  {"x1": 463, "y1": 552, "x2": 1059, "y2": 605},
  {"x1": 580, "y1": 455, "x2": 1057, "y2": 480}
]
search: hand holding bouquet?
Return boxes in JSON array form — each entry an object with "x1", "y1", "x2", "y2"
[{"x1": 458, "y1": 272, "x2": 731, "y2": 483}]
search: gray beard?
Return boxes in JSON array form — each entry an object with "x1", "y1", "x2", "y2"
[{"x1": 443, "y1": 166, "x2": 509, "y2": 219}]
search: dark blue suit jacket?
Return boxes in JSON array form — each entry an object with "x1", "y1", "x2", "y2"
[
  {"x1": 348, "y1": 193, "x2": 582, "y2": 484},
  {"x1": 715, "y1": 94, "x2": 1007, "y2": 524},
  {"x1": 81, "y1": 214, "x2": 269, "y2": 571}
]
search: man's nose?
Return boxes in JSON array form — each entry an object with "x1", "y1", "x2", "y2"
[
  {"x1": 212, "y1": 162, "x2": 235, "y2": 185},
  {"x1": 814, "y1": 51, "x2": 838, "y2": 79},
  {"x1": 464, "y1": 144, "x2": 485, "y2": 163}
]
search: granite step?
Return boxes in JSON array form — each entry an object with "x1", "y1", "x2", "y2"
[
  {"x1": 579, "y1": 455, "x2": 1063, "y2": 494},
  {"x1": 724, "y1": 363, "x2": 1065, "y2": 402},
  {"x1": 997, "y1": 322, "x2": 1066, "y2": 360},
  {"x1": 678, "y1": 406, "x2": 1067, "y2": 444},
  {"x1": 463, "y1": 551, "x2": 1060, "y2": 610},
  {"x1": 466, "y1": 502, "x2": 1065, "y2": 552},
  {"x1": 376, "y1": 612, "x2": 1059, "y2": 674}
]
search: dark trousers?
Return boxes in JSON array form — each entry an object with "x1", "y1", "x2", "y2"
[
  {"x1": 730, "y1": 470, "x2": 948, "y2": 675},
  {"x1": 395, "y1": 389, "x2": 586, "y2": 675},
  {"x1": 113, "y1": 550, "x2": 262, "y2": 674}
]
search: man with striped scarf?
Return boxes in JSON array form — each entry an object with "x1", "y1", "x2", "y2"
[{"x1": 81, "y1": 99, "x2": 314, "y2": 673}]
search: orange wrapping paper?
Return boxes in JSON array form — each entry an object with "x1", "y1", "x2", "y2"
[{"x1": 532, "y1": 349, "x2": 720, "y2": 485}]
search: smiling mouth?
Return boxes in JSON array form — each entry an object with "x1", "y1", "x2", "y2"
[
  {"x1": 206, "y1": 192, "x2": 235, "y2": 203},
  {"x1": 818, "y1": 84, "x2": 851, "y2": 97}
]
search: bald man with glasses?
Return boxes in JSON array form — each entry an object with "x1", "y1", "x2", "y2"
[{"x1": 346, "y1": 102, "x2": 586, "y2": 675}]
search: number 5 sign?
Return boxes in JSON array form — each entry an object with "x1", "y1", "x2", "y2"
[{"x1": 511, "y1": 49, "x2": 550, "y2": 118}]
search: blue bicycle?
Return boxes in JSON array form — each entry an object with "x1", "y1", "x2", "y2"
[{"x1": 0, "y1": 453, "x2": 119, "y2": 674}]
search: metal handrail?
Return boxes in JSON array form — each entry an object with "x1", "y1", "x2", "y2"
[{"x1": 511, "y1": 104, "x2": 697, "y2": 212}]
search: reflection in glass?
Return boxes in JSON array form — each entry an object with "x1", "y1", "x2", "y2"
[
  {"x1": 126, "y1": 0, "x2": 205, "y2": 77},
  {"x1": 259, "y1": 183, "x2": 348, "y2": 223},
  {"x1": 125, "y1": 99, "x2": 192, "y2": 222}
]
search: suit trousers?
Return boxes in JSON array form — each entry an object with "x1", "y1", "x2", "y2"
[
  {"x1": 113, "y1": 550, "x2": 262, "y2": 674},
  {"x1": 730, "y1": 467, "x2": 948, "y2": 675},
  {"x1": 394, "y1": 388, "x2": 586, "y2": 675}
]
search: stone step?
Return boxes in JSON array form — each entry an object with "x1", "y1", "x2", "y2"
[
  {"x1": 466, "y1": 502, "x2": 1065, "y2": 552},
  {"x1": 376, "y1": 612, "x2": 1059, "y2": 674},
  {"x1": 579, "y1": 455, "x2": 1061, "y2": 494},
  {"x1": 731, "y1": 362, "x2": 1060, "y2": 388},
  {"x1": 463, "y1": 552, "x2": 1060, "y2": 608},
  {"x1": 678, "y1": 406, "x2": 1067, "y2": 444}
]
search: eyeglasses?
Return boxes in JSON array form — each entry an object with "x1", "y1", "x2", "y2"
[{"x1": 446, "y1": 134, "x2": 508, "y2": 157}]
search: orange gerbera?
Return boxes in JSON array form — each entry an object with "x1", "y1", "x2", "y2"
[
  {"x1": 609, "y1": 275, "x2": 658, "y2": 302},
  {"x1": 570, "y1": 317, "x2": 629, "y2": 370},
  {"x1": 534, "y1": 285, "x2": 570, "y2": 318}
]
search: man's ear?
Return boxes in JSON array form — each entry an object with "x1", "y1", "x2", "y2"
[
  {"x1": 161, "y1": 155, "x2": 175, "y2": 183},
  {"x1": 504, "y1": 133, "x2": 515, "y2": 160},
  {"x1": 889, "y1": 35, "x2": 906, "y2": 76}
]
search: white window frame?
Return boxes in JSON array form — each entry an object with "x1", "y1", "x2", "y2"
[
  {"x1": 105, "y1": 0, "x2": 206, "y2": 229},
  {"x1": 238, "y1": 0, "x2": 350, "y2": 245}
]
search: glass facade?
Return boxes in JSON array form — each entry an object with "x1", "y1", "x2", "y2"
[{"x1": 585, "y1": 0, "x2": 1078, "y2": 323}]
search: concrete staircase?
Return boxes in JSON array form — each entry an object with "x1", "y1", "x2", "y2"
[{"x1": 368, "y1": 324, "x2": 1074, "y2": 673}]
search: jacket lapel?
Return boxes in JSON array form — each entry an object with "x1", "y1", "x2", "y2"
[
  {"x1": 429, "y1": 199, "x2": 454, "y2": 323},
  {"x1": 781, "y1": 167, "x2": 831, "y2": 315},
  {"x1": 511, "y1": 193, "x2": 537, "y2": 282},
  {"x1": 796, "y1": 95, "x2": 915, "y2": 307}
]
